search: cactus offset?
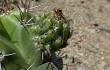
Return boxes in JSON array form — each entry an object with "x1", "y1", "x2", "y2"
[{"x1": 31, "y1": 8, "x2": 71, "y2": 52}]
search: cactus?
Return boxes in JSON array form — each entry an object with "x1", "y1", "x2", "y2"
[
  {"x1": 0, "y1": 0, "x2": 72, "y2": 69},
  {"x1": 29, "y1": 8, "x2": 72, "y2": 70},
  {"x1": 31, "y1": 8, "x2": 71, "y2": 52}
]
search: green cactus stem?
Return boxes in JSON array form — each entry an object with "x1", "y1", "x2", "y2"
[{"x1": 31, "y1": 8, "x2": 72, "y2": 52}]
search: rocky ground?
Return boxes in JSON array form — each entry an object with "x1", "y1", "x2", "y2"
[{"x1": 30, "y1": 0, "x2": 110, "y2": 70}]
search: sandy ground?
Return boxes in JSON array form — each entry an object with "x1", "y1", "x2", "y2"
[{"x1": 30, "y1": 0, "x2": 110, "y2": 70}]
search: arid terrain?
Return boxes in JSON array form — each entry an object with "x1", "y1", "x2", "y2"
[{"x1": 30, "y1": 0, "x2": 110, "y2": 70}]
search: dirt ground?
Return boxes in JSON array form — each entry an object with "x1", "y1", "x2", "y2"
[{"x1": 30, "y1": 0, "x2": 110, "y2": 70}]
